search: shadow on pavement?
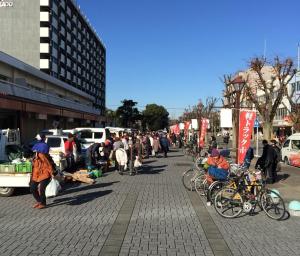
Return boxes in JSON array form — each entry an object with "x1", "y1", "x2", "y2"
[
  {"x1": 277, "y1": 173, "x2": 290, "y2": 182},
  {"x1": 60, "y1": 181, "x2": 119, "y2": 196},
  {"x1": 142, "y1": 160, "x2": 157, "y2": 164},
  {"x1": 138, "y1": 165, "x2": 167, "y2": 175},
  {"x1": 280, "y1": 210, "x2": 290, "y2": 221},
  {"x1": 49, "y1": 189, "x2": 113, "y2": 206},
  {"x1": 164, "y1": 154, "x2": 184, "y2": 158}
]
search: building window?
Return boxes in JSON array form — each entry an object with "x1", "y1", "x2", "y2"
[
  {"x1": 60, "y1": 12, "x2": 65, "y2": 23},
  {"x1": 67, "y1": 6, "x2": 71, "y2": 17},
  {"x1": 52, "y1": 1, "x2": 58, "y2": 14}
]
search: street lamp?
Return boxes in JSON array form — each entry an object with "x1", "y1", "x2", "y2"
[{"x1": 231, "y1": 76, "x2": 245, "y2": 163}]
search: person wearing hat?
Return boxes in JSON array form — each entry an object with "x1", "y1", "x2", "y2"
[
  {"x1": 32, "y1": 134, "x2": 49, "y2": 154},
  {"x1": 30, "y1": 136, "x2": 55, "y2": 209},
  {"x1": 206, "y1": 149, "x2": 230, "y2": 180}
]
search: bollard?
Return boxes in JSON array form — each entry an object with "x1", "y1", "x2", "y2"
[{"x1": 289, "y1": 201, "x2": 300, "y2": 217}]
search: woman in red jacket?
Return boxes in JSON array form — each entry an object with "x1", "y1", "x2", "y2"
[{"x1": 30, "y1": 152, "x2": 54, "y2": 209}]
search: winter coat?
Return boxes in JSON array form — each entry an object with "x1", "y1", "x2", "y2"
[
  {"x1": 116, "y1": 148, "x2": 128, "y2": 166},
  {"x1": 31, "y1": 153, "x2": 54, "y2": 182},
  {"x1": 207, "y1": 155, "x2": 230, "y2": 170},
  {"x1": 153, "y1": 138, "x2": 161, "y2": 152},
  {"x1": 160, "y1": 137, "x2": 169, "y2": 150},
  {"x1": 256, "y1": 144, "x2": 277, "y2": 169}
]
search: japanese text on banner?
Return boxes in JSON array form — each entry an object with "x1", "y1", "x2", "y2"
[{"x1": 238, "y1": 110, "x2": 256, "y2": 164}]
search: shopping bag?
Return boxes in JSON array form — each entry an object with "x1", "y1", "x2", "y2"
[
  {"x1": 134, "y1": 158, "x2": 142, "y2": 168},
  {"x1": 45, "y1": 178, "x2": 61, "y2": 198}
]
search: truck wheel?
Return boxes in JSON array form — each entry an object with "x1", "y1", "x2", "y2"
[
  {"x1": 0, "y1": 187, "x2": 15, "y2": 197},
  {"x1": 284, "y1": 157, "x2": 290, "y2": 165}
]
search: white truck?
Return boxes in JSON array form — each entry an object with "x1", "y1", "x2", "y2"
[{"x1": 0, "y1": 129, "x2": 31, "y2": 197}]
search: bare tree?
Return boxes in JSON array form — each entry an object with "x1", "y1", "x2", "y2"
[
  {"x1": 243, "y1": 57, "x2": 296, "y2": 140},
  {"x1": 283, "y1": 81, "x2": 300, "y2": 132}
]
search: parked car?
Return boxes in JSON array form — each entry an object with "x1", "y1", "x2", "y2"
[
  {"x1": 75, "y1": 127, "x2": 110, "y2": 149},
  {"x1": 45, "y1": 135, "x2": 68, "y2": 171},
  {"x1": 281, "y1": 133, "x2": 300, "y2": 165}
]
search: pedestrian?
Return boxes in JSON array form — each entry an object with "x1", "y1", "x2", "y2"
[
  {"x1": 208, "y1": 135, "x2": 217, "y2": 154},
  {"x1": 270, "y1": 139, "x2": 281, "y2": 173},
  {"x1": 30, "y1": 147, "x2": 55, "y2": 209},
  {"x1": 32, "y1": 134, "x2": 50, "y2": 154},
  {"x1": 64, "y1": 133, "x2": 76, "y2": 171},
  {"x1": 85, "y1": 142, "x2": 101, "y2": 168},
  {"x1": 255, "y1": 140, "x2": 277, "y2": 183},
  {"x1": 116, "y1": 143, "x2": 128, "y2": 175},
  {"x1": 223, "y1": 132, "x2": 230, "y2": 146},
  {"x1": 131, "y1": 137, "x2": 143, "y2": 175},
  {"x1": 152, "y1": 136, "x2": 161, "y2": 157},
  {"x1": 160, "y1": 134, "x2": 169, "y2": 158},
  {"x1": 243, "y1": 146, "x2": 254, "y2": 169}
]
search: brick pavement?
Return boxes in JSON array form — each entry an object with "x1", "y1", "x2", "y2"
[{"x1": 0, "y1": 149, "x2": 299, "y2": 256}]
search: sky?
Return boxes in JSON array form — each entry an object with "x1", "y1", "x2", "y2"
[{"x1": 77, "y1": 0, "x2": 300, "y2": 118}]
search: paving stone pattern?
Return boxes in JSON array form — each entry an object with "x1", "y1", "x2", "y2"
[{"x1": 0, "y1": 149, "x2": 299, "y2": 256}]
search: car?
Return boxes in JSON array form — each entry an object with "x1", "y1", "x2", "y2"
[
  {"x1": 75, "y1": 127, "x2": 110, "y2": 149},
  {"x1": 281, "y1": 133, "x2": 300, "y2": 165},
  {"x1": 45, "y1": 135, "x2": 68, "y2": 171}
]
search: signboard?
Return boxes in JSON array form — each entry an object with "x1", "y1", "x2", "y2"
[
  {"x1": 191, "y1": 119, "x2": 198, "y2": 129},
  {"x1": 0, "y1": 0, "x2": 13, "y2": 7},
  {"x1": 253, "y1": 119, "x2": 260, "y2": 128},
  {"x1": 199, "y1": 118, "x2": 209, "y2": 148},
  {"x1": 220, "y1": 108, "x2": 233, "y2": 128},
  {"x1": 238, "y1": 110, "x2": 256, "y2": 164}
]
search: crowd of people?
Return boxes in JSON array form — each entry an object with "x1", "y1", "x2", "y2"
[
  {"x1": 29, "y1": 128, "x2": 284, "y2": 209},
  {"x1": 28, "y1": 131, "x2": 180, "y2": 209}
]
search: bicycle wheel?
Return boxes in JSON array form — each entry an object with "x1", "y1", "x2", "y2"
[
  {"x1": 214, "y1": 188, "x2": 243, "y2": 218},
  {"x1": 182, "y1": 169, "x2": 196, "y2": 191},
  {"x1": 260, "y1": 189, "x2": 285, "y2": 220},
  {"x1": 207, "y1": 181, "x2": 225, "y2": 204},
  {"x1": 195, "y1": 174, "x2": 208, "y2": 196}
]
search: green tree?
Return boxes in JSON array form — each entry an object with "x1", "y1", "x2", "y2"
[
  {"x1": 142, "y1": 104, "x2": 169, "y2": 131},
  {"x1": 115, "y1": 99, "x2": 140, "y2": 128}
]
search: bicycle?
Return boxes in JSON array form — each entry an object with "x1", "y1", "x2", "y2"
[
  {"x1": 214, "y1": 169, "x2": 286, "y2": 220},
  {"x1": 182, "y1": 156, "x2": 207, "y2": 191}
]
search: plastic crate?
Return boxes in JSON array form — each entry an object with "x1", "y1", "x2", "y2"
[
  {"x1": 0, "y1": 163, "x2": 16, "y2": 173},
  {"x1": 15, "y1": 162, "x2": 32, "y2": 173}
]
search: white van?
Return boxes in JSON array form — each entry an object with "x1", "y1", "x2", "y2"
[
  {"x1": 105, "y1": 127, "x2": 125, "y2": 138},
  {"x1": 75, "y1": 127, "x2": 110, "y2": 149},
  {"x1": 45, "y1": 135, "x2": 68, "y2": 170},
  {"x1": 281, "y1": 133, "x2": 300, "y2": 165}
]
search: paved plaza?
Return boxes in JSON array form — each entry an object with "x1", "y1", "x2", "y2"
[{"x1": 0, "y1": 149, "x2": 300, "y2": 256}]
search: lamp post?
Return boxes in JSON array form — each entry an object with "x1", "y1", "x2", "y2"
[{"x1": 231, "y1": 76, "x2": 245, "y2": 164}]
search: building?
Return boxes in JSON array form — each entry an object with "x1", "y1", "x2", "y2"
[
  {"x1": 228, "y1": 67, "x2": 295, "y2": 137},
  {"x1": 0, "y1": 0, "x2": 106, "y2": 141}
]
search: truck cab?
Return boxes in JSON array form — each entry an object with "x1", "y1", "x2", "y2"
[
  {"x1": 0, "y1": 129, "x2": 30, "y2": 197},
  {"x1": 0, "y1": 129, "x2": 21, "y2": 162}
]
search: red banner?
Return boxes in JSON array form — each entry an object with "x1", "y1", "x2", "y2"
[
  {"x1": 238, "y1": 110, "x2": 256, "y2": 164},
  {"x1": 199, "y1": 118, "x2": 209, "y2": 148},
  {"x1": 184, "y1": 121, "x2": 190, "y2": 139}
]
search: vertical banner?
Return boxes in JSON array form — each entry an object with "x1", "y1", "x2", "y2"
[
  {"x1": 184, "y1": 121, "x2": 190, "y2": 140},
  {"x1": 238, "y1": 110, "x2": 256, "y2": 164},
  {"x1": 199, "y1": 118, "x2": 209, "y2": 148},
  {"x1": 174, "y1": 124, "x2": 180, "y2": 135}
]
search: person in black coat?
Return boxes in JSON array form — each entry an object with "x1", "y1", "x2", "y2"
[
  {"x1": 160, "y1": 134, "x2": 169, "y2": 158},
  {"x1": 255, "y1": 140, "x2": 277, "y2": 183}
]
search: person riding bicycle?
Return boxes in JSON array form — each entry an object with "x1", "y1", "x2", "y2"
[{"x1": 206, "y1": 149, "x2": 230, "y2": 181}]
